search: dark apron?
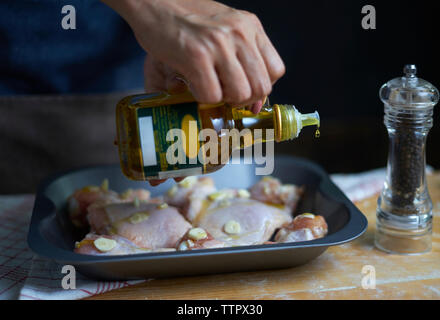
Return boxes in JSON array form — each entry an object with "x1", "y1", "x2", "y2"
[{"x1": 0, "y1": 93, "x2": 137, "y2": 194}]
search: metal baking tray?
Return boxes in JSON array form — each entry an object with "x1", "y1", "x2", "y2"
[{"x1": 27, "y1": 156, "x2": 367, "y2": 280}]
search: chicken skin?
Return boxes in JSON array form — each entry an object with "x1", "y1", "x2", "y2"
[
  {"x1": 163, "y1": 176, "x2": 216, "y2": 222},
  {"x1": 118, "y1": 188, "x2": 151, "y2": 202},
  {"x1": 249, "y1": 176, "x2": 303, "y2": 214},
  {"x1": 195, "y1": 190, "x2": 292, "y2": 246},
  {"x1": 176, "y1": 227, "x2": 225, "y2": 251},
  {"x1": 275, "y1": 213, "x2": 328, "y2": 243},
  {"x1": 74, "y1": 233, "x2": 176, "y2": 256},
  {"x1": 87, "y1": 200, "x2": 191, "y2": 249},
  {"x1": 69, "y1": 175, "x2": 324, "y2": 256},
  {"x1": 67, "y1": 180, "x2": 120, "y2": 228},
  {"x1": 74, "y1": 233, "x2": 148, "y2": 256},
  {"x1": 68, "y1": 178, "x2": 151, "y2": 228}
]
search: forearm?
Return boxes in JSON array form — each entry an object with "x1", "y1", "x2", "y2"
[
  {"x1": 101, "y1": 0, "x2": 226, "y2": 30},
  {"x1": 100, "y1": 0, "x2": 155, "y2": 30}
]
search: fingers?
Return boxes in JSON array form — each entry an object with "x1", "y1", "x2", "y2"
[
  {"x1": 145, "y1": 55, "x2": 190, "y2": 94},
  {"x1": 185, "y1": 33, "x2": 271, "y2": 107},
  {"x1": 256, "y1": 33, "x2": 285, "y2": 84},
  {"x1": 236, "y1": 42, "x2": 272, "y2": 107},
  {"x1": 251, "y1": 100, "x2": 264, "y2": 114},
  {"x1": 185, "y1": 45, "x2": 223, "y2": 104},
  {"x1": 214, "y1": 49, "x2": 251, "y2": 104},
  {"x1": 192, "y1": 12, "x2": 282, "y2": 109},
  {"x1": 142, "y1": 9, "x2": 285, "y2": 111},
  {"x1": 144, "y1": 56, "x2": 167, "y2": 93}
]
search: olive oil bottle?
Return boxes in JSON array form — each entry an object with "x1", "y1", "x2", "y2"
[{"x1": 116, "y1": 91, "x2": 320, "y2": 181}]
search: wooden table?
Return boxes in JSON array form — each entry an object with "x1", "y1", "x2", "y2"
[{"x1": 88, "y1": 173, "x2": 440, "y2": 300}]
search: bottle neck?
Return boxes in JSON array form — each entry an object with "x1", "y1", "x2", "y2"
[
  {"x1": 274, "y1": 104, "x2": 320, "y2": 142},
  {"x1": 229, "y1": 104, "x2": 320, "y2": 143}
]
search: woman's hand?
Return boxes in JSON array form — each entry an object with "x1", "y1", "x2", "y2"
[{"x1": 102, "y1": 0, "x2": 285, "y2": 113}]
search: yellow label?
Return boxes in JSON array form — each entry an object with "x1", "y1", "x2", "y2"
[{"x1": 181, "y1": 114, "x2": 199, "y2": 159}]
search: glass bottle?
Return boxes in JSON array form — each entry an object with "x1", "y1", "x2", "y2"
[
  {"x1": 376, "y1": 65, "x2": 439, "y2": 254},
  {"x1": 115, "y1": 91, "x2": 320, "y2": 180}
]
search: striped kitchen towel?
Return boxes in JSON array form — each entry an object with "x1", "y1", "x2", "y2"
[{"x1": 0, "y1": 194, "x2": 143, "y2": 300}]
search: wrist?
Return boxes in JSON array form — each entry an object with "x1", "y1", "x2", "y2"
[{"x1": 101, "y1": 0, "x2": 157, "y2": 25}]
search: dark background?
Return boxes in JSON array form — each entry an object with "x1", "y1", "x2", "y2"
[
  {"x1": 1, "y1": 1, "x2": 439, "y2": 194},
  {"x1": 221, "y1": 0, "x2": 440, "y2": 173}
]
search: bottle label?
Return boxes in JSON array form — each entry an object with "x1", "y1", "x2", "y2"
[{"x1": 137, "y1": 102, "x2": 204, "y2": 178}]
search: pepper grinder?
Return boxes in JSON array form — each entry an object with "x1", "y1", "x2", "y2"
[{"x1": 375, "y1": 65, "x2": 439, "y2": 254}]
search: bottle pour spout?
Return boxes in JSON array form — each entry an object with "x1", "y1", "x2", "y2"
[
  {"x1": 276, "y1": 105, "x2": 320, "y2": 141},
  {"x1": 300, "y1": 111, "x2": 320, "y2": 129}
]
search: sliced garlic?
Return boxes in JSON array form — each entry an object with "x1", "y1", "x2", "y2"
[
  {"x1": 224, "y1": 220, "x2": 241, "y2": 235},
  {"x1": 93, "y1": 237, "x2": 116, "y2": 252},
  {"x1": 129, "y1": 212, "x2": 150, "y2": 224},
  {"x1": 297, "y1": 213, "x2": 315, "y2": 219},
  {"x1": 237, "y1": 189, "x2": 250, "y2": 198},
  {"x1": 263, "y1": 185, "x2": 271, "y2": 195},
  {"x1": 208, "y1": 190, "x2": 234, "y2": 202},
  {"x1": 178, "y1": 176, "x2": 197, "y2": 188},
  {"x1": 157, "y1": 203, "x2": 168, "y2": 209},
  {"x1": 100, "y1": 179, "x2": 109, "y2": 192},
  {"x1": 186, "y1": 239, "x2": 194, "y2": 247},
  {"x1": 188, "y1": 227, "x2": 208, "y2": 241},
  {"x1": 167, "y1": 185, "x2": 178, "y2": 197},
  {"x1": 208, "y1": 191, "x2": 223, "y2": 201},
  {"x1": 178, "y1": 241, "x2": 189, "y2": 251}
]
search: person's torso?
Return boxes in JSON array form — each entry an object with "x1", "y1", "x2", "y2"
[{"x1": 0, "y1": 0, "x2": 145, "y2": 95}]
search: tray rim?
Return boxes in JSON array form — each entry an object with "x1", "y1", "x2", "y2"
[{"x1": 27, "y1": 156, "x2": 368, "y2": 265}]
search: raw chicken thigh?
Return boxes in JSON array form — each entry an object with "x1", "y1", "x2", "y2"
[
  {"x1": 74, "y1": 233, "x2": 176, "y2": 256},
  {"x1": 275, "y1": 213, "x2": 328, "y2": 243},
  {"x1": 176, "y1": 227, "x2": 225, "y2": 251},
  {"x1": 249, "y1": 176, "x2": 303, "y2": 214},
  {"x1": 194, "y1": 189, "x2": 292, "y2": 246},
  {"x1": 74, "y1": 233, "x2": 148, "y2": 256},
  {"x1": 67, "y1": 180, "x2": 120, "y2": 227},
  {"x1": 163, "y1": 176, "x2": 216, "y2": 222},
  {"x1": 87, "y1": 200, "x2": 191, "y2": 249},
  {"x1": 69, "y1": 174, "x2": 325, "y2": 256},
  {"x1": 67, "y1": 178, "x2": 151, "y2": 228}
]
